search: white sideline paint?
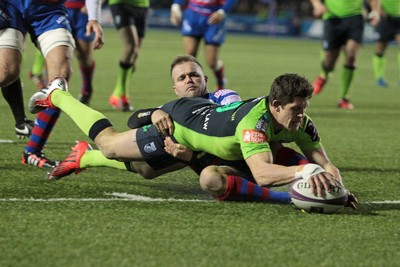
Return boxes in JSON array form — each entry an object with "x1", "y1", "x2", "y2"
[
  {"x1": 0, "y1": 139, "x2": 15, "y2": 143},
  {"x1": 0, "y1": 193, "x2": 398, "y2": 204},
  {"x1": 0, "y1": 192, "x2": 212, "y2": 202}
]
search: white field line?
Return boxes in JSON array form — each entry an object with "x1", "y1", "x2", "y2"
[
  {"x1": 0, "y1": 192, "x2": 212, "y2": 202},
  {"x1": 0, "y1": 193, "x2": 398, "y2": 204}
]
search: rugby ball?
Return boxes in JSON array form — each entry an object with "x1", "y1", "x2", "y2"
[{"x1": 289, "y1": 178, "x2": 348, "y2": 214}]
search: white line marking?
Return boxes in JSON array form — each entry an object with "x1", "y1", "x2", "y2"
[
  {"x1": 0, "y1": 193, "x2": 397, "y2": 204},
  {"x1": 366, "y1": 200, "x2": 400, "y2": 204},
  {"x1": 0, "y1": 139, "x2": 15, "y2": 143},
  {"x1": 0, "y1": 193, "x2": 212, "y2": 202}
]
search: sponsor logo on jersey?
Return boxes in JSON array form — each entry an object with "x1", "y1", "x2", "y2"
[
  {"x1": 304, "y1": 118, "x2": 320, "y2": 142},
  {"x1": 255, "y1": 114, "x2": 269, "y2": 132},
  {"x1": 203, "y1": 113, "x2": 211, "y2": 130},
  {"x1": 242, "y1": 130, "x2": 267, "y2": 143},
  {"x1": 138, "y1": 111, "x2": 152, "y2": 118},
  {"x1": 144, "y1": 142, "x2": 156, "y2": 153}
]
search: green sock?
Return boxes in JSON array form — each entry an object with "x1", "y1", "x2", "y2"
[
  {"x1": 112, "y1": 63, "x2": 134, "y2": 97},
  {"x1": 339, "y1": 66, "x2": 354, "y2": 99},
  {"x1": 372, "y1": 54, "x2": 385, "y2": 80},
  {"x1": 80, "y1": 150, "x2": 127, "y2": 170},
  {"x1": 32, "y1": 51, "x2": 46, "y2": 76},
  {"x1": 51, "y1": 90, "x2": 107, "y2": 136},
  {"x1": 124, "y1": 66, "x2": 135, "y2": 99}
]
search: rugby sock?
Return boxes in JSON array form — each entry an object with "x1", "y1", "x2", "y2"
[
  {"x1": 124, "y1": 65, "x2": 135, "y2": 99},
  {"x1": 25, "y1": 108, "x2": 60, "y2": 153},
  {"x1": 339, "y1": 65, "x2": 354, "y2": 99},
  {"x1": 50, "y1": 90, "x2": 110, "y2": 139},
  {"x1": 1, "y1": 78, "x2": 27, "y2": 125},
  {"x1": 217, "y1": 175, "x2": 291, "y2": 204},
  {"x1": 31, "y1": 51, "x2": 46, "y2": 76},
  {"x1": 372, "y1": 54, "x2": 385, "y2": 80},
  {"x1": 112, "y1": 62, "x2": 133, "y2": 97},
  {"x1": 274, "y1": 147, "x2": 309, "y2": 166},
  {"x1": 80, "y1": 61, "x2": 95, "y2": 96},
  {"x1": 80, "y1": 149, "x2": 128, "y2": 170},
  {"x1": 214, "y1": 60, "x2": 225, "y2": 89}
]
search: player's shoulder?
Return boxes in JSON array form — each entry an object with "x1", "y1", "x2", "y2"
[{"x1": 209, "y1": 89, "x2": 242, "y2": 105}]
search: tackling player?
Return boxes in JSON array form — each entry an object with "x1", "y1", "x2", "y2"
[{"x1": 28, "y1": 69, "x2": 357, "y2": 208}]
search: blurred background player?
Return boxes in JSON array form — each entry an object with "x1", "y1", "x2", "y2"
[
  {"x1": 29, "y1": 0, "x2": 100, "y2": 105},
  {"x1": 371, "y1": 0, "x2": 400, "y2": 88},
  {"x1": 310, "y1": 0, "x2": 380, "y2": 110},
  {"x1": 170, "y1": 0, "x2": 236, "y2": 90},
  {"x1": 0, "y1": 0, "x2": 104, "y2": 169},
  {"x1": 108, "y1": 0, "x2": 149, "y2": 112}
]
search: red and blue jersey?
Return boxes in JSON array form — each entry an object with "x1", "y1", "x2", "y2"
[
  {"x1": 173, "y1": 0, "x2": 236, "y2": 16},
  {"x1": 65, "y1": 0, "x2": 85, "y2": 9}
]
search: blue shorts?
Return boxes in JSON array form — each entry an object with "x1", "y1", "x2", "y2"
[
  {"x1": 181, "y1": 8, "x2": 225, "y2": 46},
  {"x1": 67, "y1": 8, "x2": 94, "y2": 42},
  {"x1": 0, "y1": 0, "x2": 71, "y2": 43}
]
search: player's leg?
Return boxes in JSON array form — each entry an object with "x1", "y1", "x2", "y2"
[
  {"x1": 338, "y1": 39, "x2": 361, "y2": 110},
  {"x1": 23, "y1": 28, "x2": 75, "y2": 168},
  {"x1": 182, "y1": 36, "x2": 201, "y2": 57},
  {"x1": 313, "y1": 49, "x2": 340, "y2": 95},
  {"x1": 29, "y1": 50, "x2": 47, "y2": 89},
  {"x1": 30, "y1": 83, "x2": 144, "y2": 161},
  {"x1": 75, "y1": 38, "x2": 95, "y2": 104},
  {"x1": 48, "y1": 141, "x2": 132, "y2": 180},
  {"x1": 372, "y1": 41, "x2": 389, "y2": 87},
  {"x1": 199, "y1": 165, "x2": 291, "y2": 204},
  {"x1": 313, "y1": 18, "x2": 341, "y2": 95},
  {"x1": 1, "y1": 77, "x2": 34, "y2": 139},
  {"x1": 204, "y1": 22, "x2": 226, "y2": 90}
]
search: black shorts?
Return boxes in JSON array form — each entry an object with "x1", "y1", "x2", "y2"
[
  {"x1": 375, "y1": 16, "x2": 400, "y2": 42},
  {"x1": 109, "y1": 4, "x2": 148, "y2": 37},
  {"x1": 136, "y1": 125, "x2": 180, "y2": 170},
  {"x1": 323, "y1": 15, "x2": 364, "y2": 50}
]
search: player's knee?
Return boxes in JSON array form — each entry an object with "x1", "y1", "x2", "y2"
[{"x1": 199, "y1": 166, "x2": 225, "y2": 196}]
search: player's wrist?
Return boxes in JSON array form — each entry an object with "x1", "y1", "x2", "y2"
[
  {"x1": 217, "y1": 9, "x2": 226, "y2": 18},
  {"x1": 171, "y1": 3, "x2": 181, "y2": 16},
  {"x1": 295, "y1": 163, "x2": 325, "y2": 180}
]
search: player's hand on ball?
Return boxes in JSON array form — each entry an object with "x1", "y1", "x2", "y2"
[{"x1": 295, "y1": 164, "x2": 338, "y2": 196}]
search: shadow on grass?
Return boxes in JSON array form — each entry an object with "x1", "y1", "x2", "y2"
[{"x1": 341, "y1": 202, "x2": 400, "y2": 216}]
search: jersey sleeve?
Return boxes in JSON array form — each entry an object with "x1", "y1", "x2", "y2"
[{"x1": 295, "y1": 117, "x2": 323, "y2": 150}]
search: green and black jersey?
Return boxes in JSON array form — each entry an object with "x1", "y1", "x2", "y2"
[{"x1": 161, "y1": 96, "x2": 322, "y2": 161}]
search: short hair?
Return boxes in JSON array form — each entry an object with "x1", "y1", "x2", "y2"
[
  {"x1": 268, "y1": 73, "x2": 313, "y2": 106},
  {"x1": 170, "y1": 55, "x2": 204, "y2": 77}
]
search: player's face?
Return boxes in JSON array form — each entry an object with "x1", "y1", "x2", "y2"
[
  {"x1": 276, "y1": 97, "x2": 309, "y2": 132},
  {"x1": 172, "y1": 62, "x2": 208, "y2": 98}
]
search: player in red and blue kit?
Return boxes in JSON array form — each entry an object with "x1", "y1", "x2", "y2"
[
  {"x1": 170, "y1": 0, "x2": 236, "y2": 90},
  {"x1": 0, "y1": 0, "x2": 103, "y2": 168},
  {"x1": 30, "y1": 0, "x2": 100, "y2": 104}
]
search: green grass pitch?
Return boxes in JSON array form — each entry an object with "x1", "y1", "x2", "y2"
[{"x1": 0, "y1": 28, "x2": 399, "y2": 267}]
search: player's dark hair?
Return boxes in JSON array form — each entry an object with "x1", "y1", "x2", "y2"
[
  {"x1": 268, "y1": 73, "x2": 313, "y2": 106},
  {"x1": 170, "y1": 55, "x2": 204, "y2": 77}
]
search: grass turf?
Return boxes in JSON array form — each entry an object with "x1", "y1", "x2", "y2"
[{"x1": 0, "y1": 28, "x2": 399, "y2": 267}]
